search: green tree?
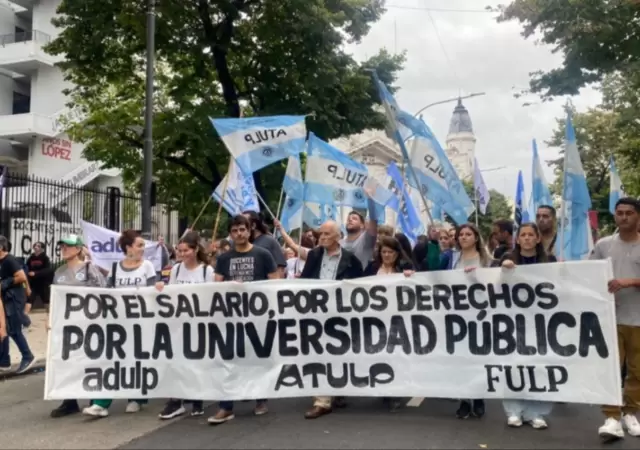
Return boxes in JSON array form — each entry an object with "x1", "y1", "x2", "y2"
[
  {"x1": 47, "y1": 0, "x2": 405, "y2": 221},
  {"x1": 444, "y1": 181, "x2": 512, "y2": 238},
  {"x1": 496, "y1": 0, "x2": 640, "y2": 98}
]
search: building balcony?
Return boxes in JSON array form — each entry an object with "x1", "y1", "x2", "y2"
[
  {"x1": 7, "y1": 0, "x2": 38, "y2": 9},
  {"x1": 0, "y1": 30, "x2": 62, "y2": 75},
  {"x1": 0, "y1": 113, "x2": 56, "y2": 143}
]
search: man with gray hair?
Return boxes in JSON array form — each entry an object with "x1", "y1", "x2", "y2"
[
  {"x1": 0, "y1": 235, "x2": 34, "y2": 374},
  {"x1": 299, "y1": 220, "x2": 363, "y2": 419}
]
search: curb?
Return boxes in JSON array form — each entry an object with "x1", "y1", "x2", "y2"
[{"x1": 0, "y1": 358, "x2": 46, "y2": 380}]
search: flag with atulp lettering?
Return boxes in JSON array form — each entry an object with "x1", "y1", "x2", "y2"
[{"x1": 210, "y1": 115, "x2": 307, "y2": 175}]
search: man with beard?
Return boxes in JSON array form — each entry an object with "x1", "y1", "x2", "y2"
[
  {"x1": 535, "y1": 205, "x2": 557, "y2": 255},
  {"x1": 243, "y1": 210, "x2": 287, "y2": 278},
  {"x1": 491, "y1": 219, "x2": 514, "y2": 260},
  {"x1": 341, "y1": 205, "x2": 377, "y2": 270}
]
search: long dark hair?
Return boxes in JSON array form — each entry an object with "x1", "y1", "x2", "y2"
[
  {"x1": 455, "y1": 223, "x2": 491, "y2": 267},
  {"x1": 394, "y1": 232, "x2": 416, "y2": 266},
  {"x1": 508, "y1": 222, "x2": 549, "y2": 264},
  {"x1": 179, "y1": 231, "x2": 209, "y2": 265},
  {"x1": 375, "y1": 236, "x2": 413, "y2": 271},
  {"x1": 243, "y1": 210, "x2": 268, "y2": 238}
]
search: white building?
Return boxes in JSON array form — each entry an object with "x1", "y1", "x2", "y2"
[
  {"x1": 445, "y1": 99, "x2": 476, "y2": 180},
  {"x1": 0, "y1": 1, "x2": 177, "y2": 259}
]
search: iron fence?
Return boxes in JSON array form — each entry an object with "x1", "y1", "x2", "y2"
[{"x1": 0, "y1": 172, "x2": 178, "y2": 263}]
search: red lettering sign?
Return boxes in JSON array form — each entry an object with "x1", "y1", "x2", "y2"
[{"x1": 41, "y1": 138, "x2": 72, "y2": 161}]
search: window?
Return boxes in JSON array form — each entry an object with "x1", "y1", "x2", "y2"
[{"x1": 12, "y1": 91, "x2": 30, "y2": 114}]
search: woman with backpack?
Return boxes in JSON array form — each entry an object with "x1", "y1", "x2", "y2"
[
  {"x1": 82, "y1": 229, "x2": 161, "y2": 418},
  {"x1": 49, "y1": 234, "x2": 106, "y2": 418},
  {"x1": 157, "y1": 231, "x2": 213, "y2": 420}
]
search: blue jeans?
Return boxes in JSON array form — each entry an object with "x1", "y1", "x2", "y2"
[
  {"x1": 219, "y1": 399, "x2": 267, "y2": 412},
  {"x1": 0, "y1": 313, "x2": 33, "y2": 367},
  {"x1": 503, "y1": 400, "x2": 553, "y2": 421}
]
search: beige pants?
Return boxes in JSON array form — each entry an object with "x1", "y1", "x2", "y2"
[
  {"x1": 313, "y1": 396, "x2": 332, "y2": 409},
  {"x1": 602, "y1": 325, "x2": 640, "y2": 418}
]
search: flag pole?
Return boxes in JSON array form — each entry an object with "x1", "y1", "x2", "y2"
[
  {"x1": 558, "y1": 104, "x2": 572, "y2": 261},
  {"x1": 275, "y1": 186, "x2": 285, "y2": 219},
  {"x1": 189, "y1": 197, "x2": 212, "y2": 231},
  {"x1": 255, "y1": 190, "x2": 276, "y2": 220},
  {"x1": 212, "y1": 171, "x2": 231, "y2": 240}
]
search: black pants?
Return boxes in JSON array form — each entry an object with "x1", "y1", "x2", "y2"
[
  {"x1": 27, "y1": 284, "x2": 51, "y2": 306},
  {"x1": 622, "y1": 359, "x2": 627, "y2": 387}
]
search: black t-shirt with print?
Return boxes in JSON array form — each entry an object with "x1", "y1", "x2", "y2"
[{"x1": 215, "y1": 245, "x2": 277, "y2": 282}]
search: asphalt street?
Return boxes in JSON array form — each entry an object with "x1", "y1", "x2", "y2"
[{"x1": 1, "y1": 372, "x2": 639, "y2": 449}]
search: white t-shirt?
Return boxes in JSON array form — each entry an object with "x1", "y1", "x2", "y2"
[
  {"x1": 169, "y1": 262, "x2": 214, "y2": 284},
  {"x1": 285, "y1": 257, "x2": 305, "y2": 279},
  {"x1": 108, "y1": 260, "x2": 157, "y2": 288}
]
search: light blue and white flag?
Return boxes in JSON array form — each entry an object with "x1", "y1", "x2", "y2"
[
  {"x1": 210, "y1": 115, "x2": 307, "y2": 175},
  {"x1": 473, "y1": 158, "x2": 490, "y2": 215},
  {"x1": 211, "y1": 160, "x2": 260, "y2": 216},
  {"x1": 283, "y1": 155, "x2": 304, "y2": 201},
  {"x1": 409, "y1": 187, "x2": 426, "y2": 237},
  {"x1": 304, "y1": 133, "x2": 372, "y2": 208},
  {"x1": 514, "y1": 170, "x2": 529, "y2": 239},
  {"x1": 557, "y1": 113, "x2": 592, "y2": 261},
  {"x1": 402, "y1": 115, "x2": 475, "y2": 224},
  {"x1": 279, "y1": 197, "x2": 338, "y2": 232},
  {"x1": 609, "y1": 155, "x2": 626, "y2": 214},
  {"x1": 531, "y1": 139, "x2": 553, "y2": 212},
  {"x1": 387, "y1": 162, "x2": 421, "y2": 244}
]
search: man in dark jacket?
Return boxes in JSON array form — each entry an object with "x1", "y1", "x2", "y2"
[
  {"x1": 26, "y1": 242, "x2": 53, "y2": 313},
  {"x1": 300, "y1": 220, "x2": 363, "y2": 419}
]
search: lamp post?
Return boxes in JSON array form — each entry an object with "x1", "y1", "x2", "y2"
[
  {"x1": 413, "y1": 92, "x2": 486, "y2": 117},
  {"x1": 141, "y1": 0, "x2": 156, "y2": 239}
]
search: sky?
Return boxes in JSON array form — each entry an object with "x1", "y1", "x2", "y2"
[{"x1": 346, "y1": 0, "x2": 601, "y2": 200}]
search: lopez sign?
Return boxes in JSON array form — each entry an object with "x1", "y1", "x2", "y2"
[{"x1": 42, "y1": 138, "x2": 72, "y2": 161}]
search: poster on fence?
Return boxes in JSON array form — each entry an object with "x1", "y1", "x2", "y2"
[
  {"x1": 81, "y1": 221, "x2": 163, "y2": 272},
  {"x1": 44, "y1": 260, "x2": 622, "y2": 405}
]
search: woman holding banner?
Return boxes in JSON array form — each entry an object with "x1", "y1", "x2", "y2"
[
  {"x1": 364, "y1": 236, "x2": 415, "y2": 412},
  {"x1": 500, "y1": 223, "x2": 557, "y2": 430},
  {"x1": 49, "y1": 234, "x2": 106, "y2": 418},
  {"x1": 443, "y1": 223, "x2": 491, "y2": 420},
  {"x1": 157, "y1": 231, "x2": 214, "y2": 420},
  {"x1": 82, "y1": 229, "x2": 161, "y2": 418}
]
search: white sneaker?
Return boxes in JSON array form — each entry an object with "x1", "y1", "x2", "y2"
[
  {"x1": 623, "y1": 414, "x2": 640, "y2": 437},
  {"x1": 507, "y1": 415, "x2": 522, "y2": 427},
  {"x1": 126, "y1": 401, "x2": 141, "y2": 413},
  {"x1": 530, "y1": 418, "x2": 548, "y2": 429},
  {"x1": 82, "y1": 404, "x2": 109, "y2": 418},
  {"x1": 599, "y1": 417, "x2": 624, "y2": 441}
]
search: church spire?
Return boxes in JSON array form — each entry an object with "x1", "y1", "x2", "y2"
[{"x1": 448, "y1": 98, "x2": 474, "y2": 135}]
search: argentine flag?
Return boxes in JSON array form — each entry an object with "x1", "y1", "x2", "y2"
[
  {"x1": 210, "y1": 115, "x2": 307, "y2": 175},
  {"x1": 557, "y1": 113, "x2": 592, "y2": 261},
  {"x1": 531, "y1": 138, "x2": 553, "y2": 212}
]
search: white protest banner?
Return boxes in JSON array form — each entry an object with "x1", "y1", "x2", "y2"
[
  {"x1": 81, "y1": 221, "x2": 163, "y2": 272},
  {"x1": 45, "y1": 260, "x2": 622, "y2": 405}
]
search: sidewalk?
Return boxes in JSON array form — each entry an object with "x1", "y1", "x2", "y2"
[{"x1": 7, "y1": 310, "x2": 48, "y2": 372}]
